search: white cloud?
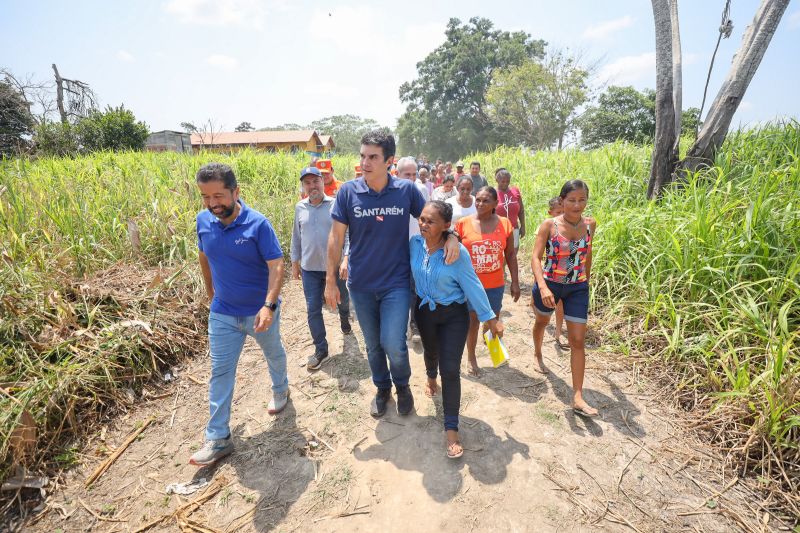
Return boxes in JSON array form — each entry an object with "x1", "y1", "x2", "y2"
[
  {"x1": 582, "y1": 16, "x2": 634, "y2": 40},
  {"x1": 788, "y1": 10, "x2": 800, "y2": 29},
  {"x1": 305, "y1": 5, "x2": 446, "y2": 125},
  {"x1": 207, "y1": 54, "x2": 239, "y2": 70},
  {"x1": 163, "y1": 0, "x2": 268, "y2": 28},
  {"x1": 116, "y1": 50, "x2": 135, "y2": 62},
  {"x1": 599, "y1": 52, "x2": 655, "y2": 84}
]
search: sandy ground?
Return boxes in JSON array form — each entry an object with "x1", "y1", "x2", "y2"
[{"x1": 30, "y1": 276, "x2": 763, "y2": 532}]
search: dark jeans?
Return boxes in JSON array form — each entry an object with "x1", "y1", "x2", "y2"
[
  {"x1": 301, "y1": 269, "x2": 350, "y2": 354},
  {"x1": 349, "y1": 287, "x2": 412, "y2": 389},
  {"x1": 414, "y1": 298, "x2": 470, "y2": 431}
]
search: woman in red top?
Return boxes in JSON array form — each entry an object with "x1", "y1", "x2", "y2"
[
  {"x1": 455, "y1": 186, "x2": 521, "y2": 376},
  {"x1": 494, "y1": 168, "x2": 526, "y2": 251}
]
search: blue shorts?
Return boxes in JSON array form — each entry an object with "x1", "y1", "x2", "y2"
[
  {"x1": 532, "y1": 280, "x2": 589, "y2": 323},
  {"x1": 468, "y1": 286, "x2": 504, "y2": 317}
]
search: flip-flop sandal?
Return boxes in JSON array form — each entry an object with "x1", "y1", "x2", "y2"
[
  {"x1": 447, "y1": 441, "x2": 464, "y2": 459},
  {"x1": 425, "y1": 386, "x2": 438, "y2": 398},
  {"x1": 556, "y1": 339, "x2": 571, "y2": 350},
  {"x1": 572, "y1": 405, "x2": 600, "y2": 418}
]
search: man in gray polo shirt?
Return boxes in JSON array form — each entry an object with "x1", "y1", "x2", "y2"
[
  {"x1": 291, "y1": 166, "x2": 351, "y2": 370},
  {"x1": 469, "y1": 161, "x2": 487, "y2": 195}
]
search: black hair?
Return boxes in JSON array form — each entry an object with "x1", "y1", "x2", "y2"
[
  {"x1": 196, "y1": 162, "x2": 237, "y2": 190},
  {"x1": 476, "y1": 185, "x2": 498, "y2": 214},
  {"x1": 476, "y1": 185, "x2": 498, "y2": 203},
  {"x1": 471, "y1": 161, "x2": 481, "y2": 168},
  {"x1": 559, "y1": 179, "x2": 590, "y2": 199},
  {"x1": 495, "y1": 168, "x2": 511, "y2": 181},
  {"x1": 443, "y1": 174, "x2": 455, "y2": 183},
  {"x1": 426, "y1": 200, "x2": 453, "y2": 224},
  {"x1": 456, "y1": 176, "x2": 473, "y2": 189},
  {"x1": 548, "y1": 197, "x2": 562, "y2": 209},
  {"x1": 360, "y1": 129, "x2": 396, "y2": 162}
]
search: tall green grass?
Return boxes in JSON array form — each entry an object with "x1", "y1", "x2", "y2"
[
  {"x1": 472, "y1": 122, "x2": 799, "y2": 509},
  {"x1": 1, "y1": 128, "x2": 797, "y2": 511},
  {"x1": 0, "y1": 149, "x2": 357, "y2": 480}
]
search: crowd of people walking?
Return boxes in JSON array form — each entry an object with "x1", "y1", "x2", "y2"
[{"x1": 189, "y1": 130, "x2": 596, "y2": 466}]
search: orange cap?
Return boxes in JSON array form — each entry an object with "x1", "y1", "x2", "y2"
[
  {"x1": 315, "y1": 159, "x2": 333, "y2": 174},
  {"x1": 354, "y1": 165, "x2": 362, "y2": 174}
]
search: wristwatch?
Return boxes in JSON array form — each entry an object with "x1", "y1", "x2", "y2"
[{"x1": 263, "y1": 301, "x2": 278, "y2": 311}]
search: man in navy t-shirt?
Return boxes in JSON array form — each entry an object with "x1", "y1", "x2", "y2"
[
  {"x1": 190, "y1": 163, "x2": 289, "y2": 467},
  {"x1": 325, "y1": 130, "x2": 461, "y2": 418}
]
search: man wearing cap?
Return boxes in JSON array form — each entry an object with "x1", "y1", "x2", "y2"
[
  {"x1": 453, "y1": 161, "x2": 467, "y2": 181},
  {"x1": 291, "y1": 166, "x2": 352, "y2": 371},
  {"x1": 468, "y1": 161, "x2": 487, "y2": 196},
  {"x1": 302, "y1": 159, "x2": 343, "y2": 198},
  {"x1": 190, "y1": 163, "x2": 289, "y2": 467},
  {"x1": 325, "y1": 130, "x2": 461, "y2": 418}
]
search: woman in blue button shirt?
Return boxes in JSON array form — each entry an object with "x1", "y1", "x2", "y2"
[{"x1": 410, "y1": 200, "x2": 504, "y2": 459}]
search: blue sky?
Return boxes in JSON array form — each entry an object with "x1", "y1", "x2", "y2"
[{"x1": 2, "y1": 0, "x2": 799, "y2": 132}]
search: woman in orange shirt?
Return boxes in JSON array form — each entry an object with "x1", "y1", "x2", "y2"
[{"x1": 455, "y1": 186, "x2": 521, "y2": 376}]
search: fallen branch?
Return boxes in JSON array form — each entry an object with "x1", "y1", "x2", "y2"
[
  {"x1": 185, "y1": 374, "x2": 205, "y2": 385},
  {"x1": 350, "y1": 436, "x2": 367, "y2": 453},
  {"x1": 133, "y1": 475, "x2": 230, "y2": 532},
  {"x1": 616, "y1": 443, "x2": 644, "y2": 494},
  {"x1": 312, "y1": 509, "x2": 371, "y2": 522},
  {"x1": 306, "y1": 428, "x2": 335, "y2": 452},
  {"x1": 85, "y1": 417, "x2": 155, "y2": 486}
]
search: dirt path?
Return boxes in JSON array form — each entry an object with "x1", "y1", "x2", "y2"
[{"x1": 32, "y1": 276, "x2": 762, "y2": 532}]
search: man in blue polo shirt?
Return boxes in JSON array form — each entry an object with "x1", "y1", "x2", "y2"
[
  {"x1": 190, "y1": 162, "x2": 289, "y2": 467},
  {"x1": 325, "y1": 130, "x2": 460, "y2": 418}
]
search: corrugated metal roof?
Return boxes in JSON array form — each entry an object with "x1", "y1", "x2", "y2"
[{"x1": 190, "y1": 130, "x2": 320, "y2": 146}]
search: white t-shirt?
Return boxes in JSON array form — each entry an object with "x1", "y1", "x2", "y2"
[
  {"x1": 446, "y1": 195, "x2": 477, "y2": 224},
  {"x1": 414, "y1": 180, "x2": 430, "y2": 201}
]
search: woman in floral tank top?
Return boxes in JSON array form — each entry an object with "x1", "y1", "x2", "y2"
[{"x1": 530, "y1": 179, "x2": 598, "y2": 417}]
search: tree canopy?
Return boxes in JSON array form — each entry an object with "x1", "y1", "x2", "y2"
[
  {"x1": 580, "y1": 85, "x2": 703, "y2": 148},
  {"x1": 35, "y1": 104, "x2": 149, "y2": 156},
  {"x1": 0, "y1": 80, "x2": 35, "y2": 156},
  {"x1": 486, "y1": 52, "x2": 589, "y2": 151},
  {"x1": 308, "y1": 115, "x2": 382, "y2": 154},
  {"x1": 398, "y1": 17, "x2": 546, "y2": 159}
]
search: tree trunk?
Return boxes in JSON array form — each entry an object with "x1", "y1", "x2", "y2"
[
  {"x1": 647, "y1": 0, "x2": 678, "y2": 200},
  {"x1": 52, "y1": 64, "x2": 66, "y2": 124},
  {"x1": 670, "y1": 0, "x2": 682, "y2": 158},
  {"x1": 682, "y1": 0, "x2": 789, "y2": 172}
]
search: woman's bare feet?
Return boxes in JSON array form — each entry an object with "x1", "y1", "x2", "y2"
[
  {"x1": 533, "y1": 355, "x2": 548, "y2": 374},
  {"x1": 425, "y1": 377, "x2": 439, "y2": 398},
  {"x1": 446, "y1": 430, "x2": 463, "y2": 459},
  {"x1": 467, "y1": 358, "x2": 480, "y2": 377},
  {"x1": 572, "y1": 396, "x2": 599, "y2": 417}
]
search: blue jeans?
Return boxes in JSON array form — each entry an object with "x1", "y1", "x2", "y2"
[
  {"x1": 206, "y1": 308, "x2": 289, "y2": 441},
  {"x1": 349, "y1": 287, "x2": 412, "y2": 389},
  {"x1": 301, "y1": 269, "x2": 350, "y2": 354}
]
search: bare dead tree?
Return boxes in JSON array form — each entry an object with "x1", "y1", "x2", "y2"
[
  {"x1": 669, "y1": 0, "x2": 682, "y2": 160},
  {"x1": 194, "y1": 119, "x2": 223, "y2": 147},
  {"x1": 0, "y1": 68, "x2": 56, "y2": 125},
  {"x1": 52, "y1": 64, "x2": 97, "y2": 123},
  {"x1": 647, "y1": 0, "x2": 679, "y2": 199},
  {"x1": 682, "y1": 0, "x2": 790, "y2": 172}
]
